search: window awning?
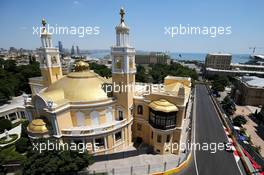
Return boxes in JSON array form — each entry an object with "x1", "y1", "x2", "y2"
[{"x1": 149, "y1": 99, "x2": 178, "y2": 113}]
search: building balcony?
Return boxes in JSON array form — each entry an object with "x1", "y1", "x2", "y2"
[
  {"x1": 149, "y1": 108, "x2": 177, "y2": 130},
  {"x1": 111, "y1": 47, "x2": 135, "y2": 53},
  {"x1": 61, "y1": 119, "x2": 129, "y2": 137}
]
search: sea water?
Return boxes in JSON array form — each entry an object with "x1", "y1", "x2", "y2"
[
  {"x1": 86, "y1": 51, "x2": 250, "y2": 64},
  {"x1": 170, "y1": 53, "x2": 250, "y2": 63}
]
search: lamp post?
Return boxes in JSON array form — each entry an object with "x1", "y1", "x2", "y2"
[
  {"x1": 22, "y1": 92, "x2": 28, "y2": 105},
  {"x1": 47, "y1": 100, "x2": 53, "y2": 110}
]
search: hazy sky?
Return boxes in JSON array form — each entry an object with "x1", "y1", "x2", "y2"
[{"x1": 0, "y1": 0, "x2": 263, "y2": 54}]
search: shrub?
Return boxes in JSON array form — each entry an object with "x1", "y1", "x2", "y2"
[
  {"x1": 0, "y1": 119, "x2": 12, "y2": 133},
  {"x1": 21, "y1": 120, "x2": 29, "y2": 138},
  {"x1": 15, "y1": 137, "x2": 30, "y2": 153},
  {"x1": 0, "y1": 145, "x2": 26, "y2": 164},
  {"x1": 0, "y1": 134, "x2": 18, "y2": 144},
  {"x1": 0, "y1": 164, "x2": 7, "y2": 174}
]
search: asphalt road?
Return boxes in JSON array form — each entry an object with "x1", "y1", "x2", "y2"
[{"x1": 177, "y1": 84, "x2": 242, "y2": 175}]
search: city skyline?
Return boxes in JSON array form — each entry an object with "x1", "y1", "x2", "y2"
[{"x1": 0, "y1": 0, "x2": 264, "y2": 54}]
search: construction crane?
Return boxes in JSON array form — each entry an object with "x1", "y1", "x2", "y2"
[
  {"x1": 249, "y1": 46, "x2": 264, "y2": 60},
  {"x1": 249, "y1": 46, "x2": 264, "y2": 54}
]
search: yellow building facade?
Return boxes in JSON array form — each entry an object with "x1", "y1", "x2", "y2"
[
  {"x1": 25, "y1": 9, "x2": 191, "y2": 155},
  {"x1": 133, "y1": 76, "x2": 191, "y2": 154}
]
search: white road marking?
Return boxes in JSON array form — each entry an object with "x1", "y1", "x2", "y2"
[{"x1": 193, "y1": 87, "x2": 199, "y2": 175}]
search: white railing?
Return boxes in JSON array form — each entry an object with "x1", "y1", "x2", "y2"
[
  {"x1": 111, "y1": 47, "x2": 135, "y2": 53},
  {"x1": 61, "y1": 119, "x2": 128, "y2": 136}
]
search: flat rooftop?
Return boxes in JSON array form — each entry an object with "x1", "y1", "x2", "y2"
[
  {"x1": 207, "y1": 53, "x2": 232, "y2": 56},
  {"x1": 231, "y1": 63, "x2": 264, "y2": 68},
  {"x1": 206, "y1": 67, "x2": 264, "y2": 75},
  {"x1": 0, "y1": 95, "x2": 25, "y2": 113},
  {"x1": 240, "y1": 76, "x2": 264, "y2": 88}
]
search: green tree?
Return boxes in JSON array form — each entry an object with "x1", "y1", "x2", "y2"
[
  {"x1": 233, "y1": 115, "x2": 247, "y2": 127},
  {"x1": 23, "y1": 149, "x2": 93, "y2": 175},
  {"x1": 89, "y1": 62, "x2": 111, "y2": 78},
  {"x1": 136, "y1": 65, "x2": 148, "y2": 82},
  {"x1": 221, "y1": 96, "x2": 236, "y2": 115},
  {"x1": 3, "y1": 60, "x2": 17, "y2": 73},
  {"x1": 148, "y1": 63, "x2": 198, "y2": 84},
  {"x1": 0, "y1": 59, "x2": 41, "y2": 104},
  {"x1": 0, "y1": 68, "x2": 20, "y2": 102},
  {"x1": 211, "y1": 75, "x2": 230, "y2": 92},
  {"x1": 16, "y1": 61, "x2": 41, "y2": 94}
]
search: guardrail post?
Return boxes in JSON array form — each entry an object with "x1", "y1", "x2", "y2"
[
  {"x1": 147, "y1": 164, "x2": 150, "y2": 174},
  {"x1": 164, "y1": 162, "x2": 167, "y2": 171},
  {"x1": 130, "y1": 166, "x2": 133, "y2": 175}
]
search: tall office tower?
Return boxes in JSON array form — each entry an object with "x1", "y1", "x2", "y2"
[
  {"x1": 58, "y1": 41, "x2": 63, "y2": 53},
  {"x1": 76, "y1": 46, "x2": 80, "y2": 56},
  {"x1": 71, "y1": 45, "x2": 75, "y2": 56}
]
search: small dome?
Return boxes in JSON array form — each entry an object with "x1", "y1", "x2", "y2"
[
  {"x1": 74, "y1": 60, "x2": 89, "y2": 72},
  {"x1": 149, "y1": 99, "x2": 178, "y2": 113},
  {"x1": 28, "y1": 119, "x2": 48, "y2": 134}
]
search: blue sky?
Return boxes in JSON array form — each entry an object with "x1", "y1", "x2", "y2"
[{"x1": 0, "y1": 0, "x2": 263, "y2": 54}]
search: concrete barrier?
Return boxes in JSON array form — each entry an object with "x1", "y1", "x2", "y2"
[{"x1": 152, "y1": 153, "x2": 192, "y2": 175}]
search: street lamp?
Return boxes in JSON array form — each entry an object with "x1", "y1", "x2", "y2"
[
  {"x1": 47, "y1": 100, "x2": 53, "y2": 110},
  {"x1": 22, "y1": 92, "x2": 28, "y2": 104}
]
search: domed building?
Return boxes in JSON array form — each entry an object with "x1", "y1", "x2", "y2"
[
  {"x1": 26, "y1": 60, "x2": 131, "y2": 154},
  {"x1": 25, "y1": 8, "x2": 191, "y2": 155}
]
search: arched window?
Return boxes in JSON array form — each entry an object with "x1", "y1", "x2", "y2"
[
  {"x1": 76, "y1": 111, "x2": 85, "y2": 127},
  {"x1": 105, "y1": 107, "x2": 113, "y2": 124},
  {"x1": 34, "y1": 96, "x2": 47, "y2": 116},
  {"x1": 137, "y1": 105, "x2": 143, "y2": 115},
  {"x1": 118, "y1": 110, "x2": 123, "y2": 121},
  {"x1": 90, "y1": 111, "x2": 100, "y2": 126}
]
